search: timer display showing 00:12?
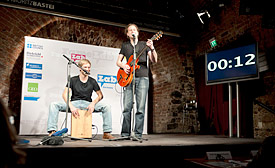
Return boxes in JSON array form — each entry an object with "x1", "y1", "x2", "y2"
[
  {"x1": 206, "y1": 43, "x2": 258, "y2": 85},
  {"x1": 207, "y1": 54, "x2": 256, "y2": 72}
]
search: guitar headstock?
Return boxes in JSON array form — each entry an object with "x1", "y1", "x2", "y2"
[{"x1": 151, "y1": 31, "x2": 163, "y2": 41}]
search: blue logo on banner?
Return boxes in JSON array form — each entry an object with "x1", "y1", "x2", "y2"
[
  {"x1": 24, "y1": 96, "x2": 40, "y2": 101},
  {"x1": 26, "y1": 43, "x2": 43, "y2": 50},
  {"x1": 97, "y1": 74, "x2": 117, "y2": 87},
  {"x1": 25, "y1": 72, "x2": 42, "y2": 80},
  {"x1": 27, "y1": 43, "x2": 32, "y2": 48},
  {"x1": 26, "y1": 63, "x2": 42, "y2": 70}
]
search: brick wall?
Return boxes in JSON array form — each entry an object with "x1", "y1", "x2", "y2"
[
  {"x1": 0, "y1": 7, "x2": 60, "y2": 104},
  {"x1": 0, "y1": 6, "x2": 195, "y2": 133},
  {"x1": 151, "y1": 41, "x2": 196, "y2": 133},
  {"x1": 253, "y1": 71, "x2": 275, "y2": 138}
]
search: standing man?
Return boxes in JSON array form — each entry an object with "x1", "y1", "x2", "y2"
[
  {"x1": 47, "y1": 59, "x2": 115, "y2": 140},
  {"x1": 116, "y1": 23, "x2": 158, "y2": 140}
]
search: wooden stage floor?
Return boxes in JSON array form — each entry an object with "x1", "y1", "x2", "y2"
[
  {"x1": 17, "y1": 134, "x2": 263, "y2": 167},
  {"x1": 18, "y1": 134, "x2": 263, "y2": 148}
]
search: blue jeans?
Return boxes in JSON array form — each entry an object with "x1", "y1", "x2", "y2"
[
  {"x1": 47, "y1": 100, "x2": 112, "y2": 133},
  {"x1": 121, "y1": 77, "x2": 149, "y2": 138}
]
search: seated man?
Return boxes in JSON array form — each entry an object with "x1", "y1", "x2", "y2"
[{"x1": 47, "y1": 59, "x2": 114, "y2": 140}]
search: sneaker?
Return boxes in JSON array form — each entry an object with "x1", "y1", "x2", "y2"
[{"x1": 103, "y1": 133, "x2": 115, "y2": 140}]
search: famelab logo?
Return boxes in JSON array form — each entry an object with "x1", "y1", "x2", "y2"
[
  {"x1": 71, "y1": 53, "x2": 86, "y2": 62},
  {"x1": 97, "y1": 74, "x2": 117, "y2": 88}
]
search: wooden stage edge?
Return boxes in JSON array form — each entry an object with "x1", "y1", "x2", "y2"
[
  {"x1": 17, "y1": 134, "x2": 263, "y2": 149},
  {"x1": 16, "y1": 134, "x2": 264, "y2": 167}
]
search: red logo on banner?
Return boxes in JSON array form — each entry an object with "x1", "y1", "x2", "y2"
[{"x1": 71, "y1": 53, "x2": 86, "y2": 62}]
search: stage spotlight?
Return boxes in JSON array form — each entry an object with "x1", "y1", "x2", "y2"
[{"x1": 197, "y1": 10, "x2": 211, "y2": 24}]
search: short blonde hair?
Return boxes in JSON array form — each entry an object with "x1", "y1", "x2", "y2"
[{"x1": 78, "y1": 59, "x2": 91, "y2": 67}]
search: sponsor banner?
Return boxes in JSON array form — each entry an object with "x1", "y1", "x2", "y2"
[
  {"x1": 26, "y1": 43, "x2": 43, "y2": 50},
  {"x1": 26, "y1": 51, "x2": 43, "y2": 59},
  {"x1": 20, "y1": 36, "x2": 148, "y2": 135},
  {"x1": 27, "y1": 83, "x2": 38, "y2": 92},
  {"x1": 25, "y1": 72, "x2": 42, "y2": 79},
  {"x1": 24, "y1": 96, "x2": 40, "y2": 101},
  {"x1": 26, "y1": 63, "x2": 43, "y2": 70}
]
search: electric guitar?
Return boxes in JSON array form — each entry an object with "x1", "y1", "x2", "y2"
[{"x1": 117, "y1": 31, "x2": 163, "y2": 87}]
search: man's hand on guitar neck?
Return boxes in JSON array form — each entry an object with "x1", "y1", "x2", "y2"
[{"x1": 146, "y1": 39, "x2": 154, "y2": 50}]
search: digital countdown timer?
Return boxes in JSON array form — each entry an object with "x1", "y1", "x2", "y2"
[{"x1": 206, "y1": 43, "x2": 259, "y2": 85}]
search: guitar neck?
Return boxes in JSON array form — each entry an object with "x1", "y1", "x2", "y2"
[
  {"x1": 136, "y1": 45, "x2": 148, "y2": 60},
  {"x1": 131, "y1": 30, "x2": 162, "y2": 65},
  {"x1": 136, "y1": 36, "x2": 155, "y2": 60}
]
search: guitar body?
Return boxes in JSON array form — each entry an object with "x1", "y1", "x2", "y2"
[{"x1": 117, "y1": 55, "x2": 140, "y2": 87}]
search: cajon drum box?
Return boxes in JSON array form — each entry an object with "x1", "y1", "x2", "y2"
[{"x1": 71, "y1": 110, "x2": 92, "y2": 138}]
